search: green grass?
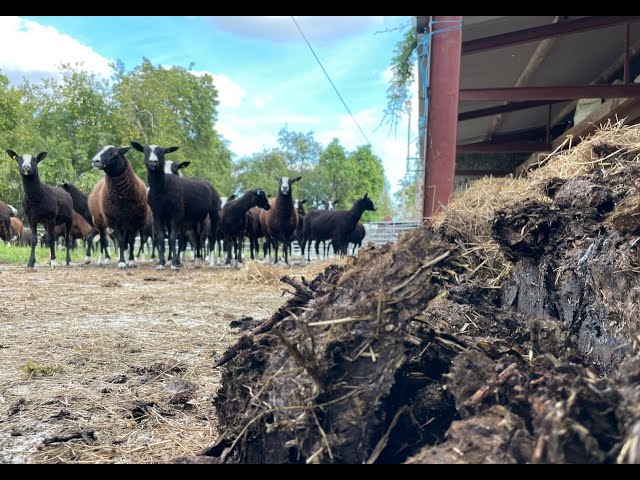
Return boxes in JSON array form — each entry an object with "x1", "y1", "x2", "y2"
[
  {"x1": 21, "y1": 360, "x2": 64, "y2": 377},
  {"x1": 0, "y1": 243, "x2": 88, "y2": 266}
]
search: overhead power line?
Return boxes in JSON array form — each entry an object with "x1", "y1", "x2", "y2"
[{"x1": 291, "y1": 16, "x2": 377, "y2": 152}]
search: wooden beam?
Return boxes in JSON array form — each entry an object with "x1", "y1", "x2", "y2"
[
  {"x1": 456, "y1": 142, "x2": 552, "y2": 153},
  {"x1": 460, "y1": 84, "x2": 640, "y2": 102},
  {"x1": 484, "y1": 16, "x2": 561, "y2": 141},
  {"x1": 551, "y1": 96, "x2": 640, "y2": 149},
  {"x1": 462, "y1": 16, "x2": 640, "y2": 55},
  {"x1": 459, "y1": 100, "x2": 565, "y2": 121},
  {"x1": 550, "y1": 37, "x2": 640, "y2": 127},
  {"x1": 455, "y1": 169, "x2": 513, "y2": 176}
]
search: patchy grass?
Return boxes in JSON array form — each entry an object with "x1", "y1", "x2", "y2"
[
  {"x1": 0, "y1": 243, "x2": 87, "y2": 266},
  {"x1": 20, "y1": 360, "x2": 64, "y2": 377}
]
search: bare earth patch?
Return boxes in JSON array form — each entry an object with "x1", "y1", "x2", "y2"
[{"x1": 0, "y1": 258, "x2": 342, "y2": 463}]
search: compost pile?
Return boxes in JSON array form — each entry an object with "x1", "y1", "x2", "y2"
[{"x1": 194, "y1": 122, "x2": 640, "y2": 464}]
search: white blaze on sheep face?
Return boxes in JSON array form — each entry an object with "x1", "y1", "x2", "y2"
[
  {"x1": 148, "y1": 145, "x2": 159, "y2": 162},
  {"x1": 20, "y1": 155, "x2": 33, "y2": 174},
  {"x1": 92, "y1": 145, "x2": 114, "y2": 167},
  {"x1": 280, "y1": 177, "x2": 290, "y2": 195},
  {"x1": 164, "y1": 161, "x2": 174, "y2": 175}
]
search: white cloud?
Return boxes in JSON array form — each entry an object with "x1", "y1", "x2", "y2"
[
  {"x1": 190, "y1": 70, "x2": 247, "y2": 109},
  {"x1": 0, "y1": 16, "x2": 112, "y2": 80},
  {"x1": 254, "y1": 95, "x2": 273, "y2": 110},
  {"x1": 204, "y1": 16, "x2": 384, "y2": 43}
]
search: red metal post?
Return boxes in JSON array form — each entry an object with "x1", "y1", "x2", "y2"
[{"x1": 423, "y1": 16, "x2": 463, "y2": 219}]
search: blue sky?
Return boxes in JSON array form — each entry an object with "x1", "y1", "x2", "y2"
[{"x1": 0, "y1": 16, "x2": 418, "y2": 193}]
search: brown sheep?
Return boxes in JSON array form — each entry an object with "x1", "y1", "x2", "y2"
[
  {"x1": 259, "y1": 176, "x2": 301, "y2": 265},
  {"x1": 88, "y1": 146, "x2": 150, "y2": 269},
  {"x1": 9, "y1": 217, "x2": 23, "y2": 243}
]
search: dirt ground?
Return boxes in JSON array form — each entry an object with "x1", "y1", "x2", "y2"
[{"x1": 0, "y1": 258, "x2": 336, "y2": 464}]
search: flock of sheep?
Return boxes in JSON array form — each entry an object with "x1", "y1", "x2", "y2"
[{"x1": 0, "y1": 145, "x2": 375, "y2": 269}]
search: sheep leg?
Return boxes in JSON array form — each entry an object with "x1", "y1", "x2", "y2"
[
  {"x1": 224, "y1": 235, "x2": 232, "y2": 266},
  {"x1": 153, "y1": 217, "x2": 166, "y2": 270},
  {"x1": 272, "y1": 238, "x2": 279, "y2": 265},
  {"x1": 238, "y1": 235, "x2": 244, "y2": 265},
  {"x1": 64, "y1": 221, "x2": 72, "y2": 266},
  {"x1": 169, "y1": 222, "x2": 180, "y2": 270},
  {"x1": 27, "y1": 219, "x2": 37, "y2": 268},
  {"x1": 99, "y1": 229, "x2": 111, "y2": 266},
  {"x1": 232, "y1": 237, "x2": 239, "y2": 268},
  {"x1": 284, "y1": 239, "x2": 290, "y2": 266},
  {"x1": 85, "y1": 229, "x2": 98, "y2": 264},
  {"x1": 127, "y1": 234, "x2": 136, "y2": 267},
  {"x1": 47, "y1": 223, "x2": 58, "y2": 269},
  {"x1": 116, "y1": 231, "x2": 128, "y2": 269},
  {"x1": 263, "y1": 238, "x2": 270, "y2": 262},
  {"x1": 207, "y1": 212, "x2": 219, "y2": 268}
]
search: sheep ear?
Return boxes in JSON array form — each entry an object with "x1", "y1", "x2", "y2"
[
  {"x1": 36, "y1": 151, "x2": 48, "y2": 163},
  {"x1": 301, "y1": 199, "x2": 307, "y2": 205},
  {"x1": 292, "y1": 176, "x2": 302, "y2": 183},
  {"x1": 131, "y1": 142, "x2": 144, "y2": 152},
  {"x1": 6, "y1": 149, "x2": 18, "y2": 161},
  {"x1": 363, "y1": 193, "x2": 368, "y2": 199},
  {"x1": 165, "y1": 146, "x2": 180, "y2": 154},
  {"x1": 118, "y1": 146, "x2": 131, "y2": 156},
  {"x1": 178, "y1": 161, "x2": 190, "y2": 170}
]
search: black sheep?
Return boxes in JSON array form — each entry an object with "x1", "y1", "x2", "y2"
[
  {"x1": 220, "y1": 189, "x2": 270, "y2": 267},
  {"x1": 131, "y1": 142, "x2": 221, "y2": 270},
  {"x1": 6, "y1": 150, "x2": 73, "y2": 268},
  {"x1": 303, "y1": 194, "x2": 375, "y2": 261}
]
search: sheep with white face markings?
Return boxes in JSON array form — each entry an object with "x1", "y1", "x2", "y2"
[
  {"x1": 5, "y1": 150, "x2": 73, "y2": 268},
  {"x1": 259, "y1": 176, "x2": 301, "y2": 265},
  {"x1": 131, "y1": 142, "x2": 221, "y2": 270},
  {"x1": 88, "y1": 145, "x2": 151, "y2": 269}
]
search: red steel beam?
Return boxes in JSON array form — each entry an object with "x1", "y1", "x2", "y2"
[
  {"x1": 456, "y1": 142, "x2": 552, "y2": 153},
  {"x1": 462, "y1": 16, "x2": 640, "y2": 55},
  {"x1": 458, "y1": 100, "x2": 565, "y2": 121},
  {"x1": 459, "y1": 84, "x2": 640, "y2": 102},
  {"x1": 455, "y1": 169, "x2": 513, "y2": 176},
  {"x1": 423, "y1": 16, "x2": 463, "y2": 219}
]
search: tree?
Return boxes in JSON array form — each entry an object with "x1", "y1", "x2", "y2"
[
  {"x1": 232, "y1": 149, "x2": 288, "y2": 197},
  {"x1": 277, "y1": 126, "x2": 323, "y2": 172},
  {"x1": 112, "y1": 58, "x2": 232, "y2": 192},
  {"x1": 394, "y1": 175, "x2": 419, "y2": 220},
  {"x1": 347, "y1": 145, "x2": 391, "y2": 221},
  {"x1": 312, "y1": 138, "x2": 351, "y2": 209},
  {"x1": 380, "y1": 22, "x2": 417, "y2": 133},
  {"x1": 0, "y1": 71, "x2": 25, "y2": 206}
]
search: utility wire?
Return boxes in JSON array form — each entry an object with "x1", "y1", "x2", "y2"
[{"x1": 291, "y1": 16, "x2": 376, "y2": 152}]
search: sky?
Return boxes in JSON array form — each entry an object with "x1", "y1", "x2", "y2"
[{"x1": 0, "y1": 16, "x2": 419, "y2": 194}]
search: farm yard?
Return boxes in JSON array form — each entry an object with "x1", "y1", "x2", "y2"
[
  {"x1": 4, "y1": 15, "x2": 640, "y2": 465},
  {"x1": 0, "y1": 258, "x2": 341, "y2": 463}
]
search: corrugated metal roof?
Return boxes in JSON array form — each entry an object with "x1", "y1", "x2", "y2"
[{"x1": 418, "y1": 16, "x2": 640, "y2": 146}]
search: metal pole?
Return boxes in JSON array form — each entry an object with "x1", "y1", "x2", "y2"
[{"x1": 423, "y1": 16, "x2": 463, "y2": 219}]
